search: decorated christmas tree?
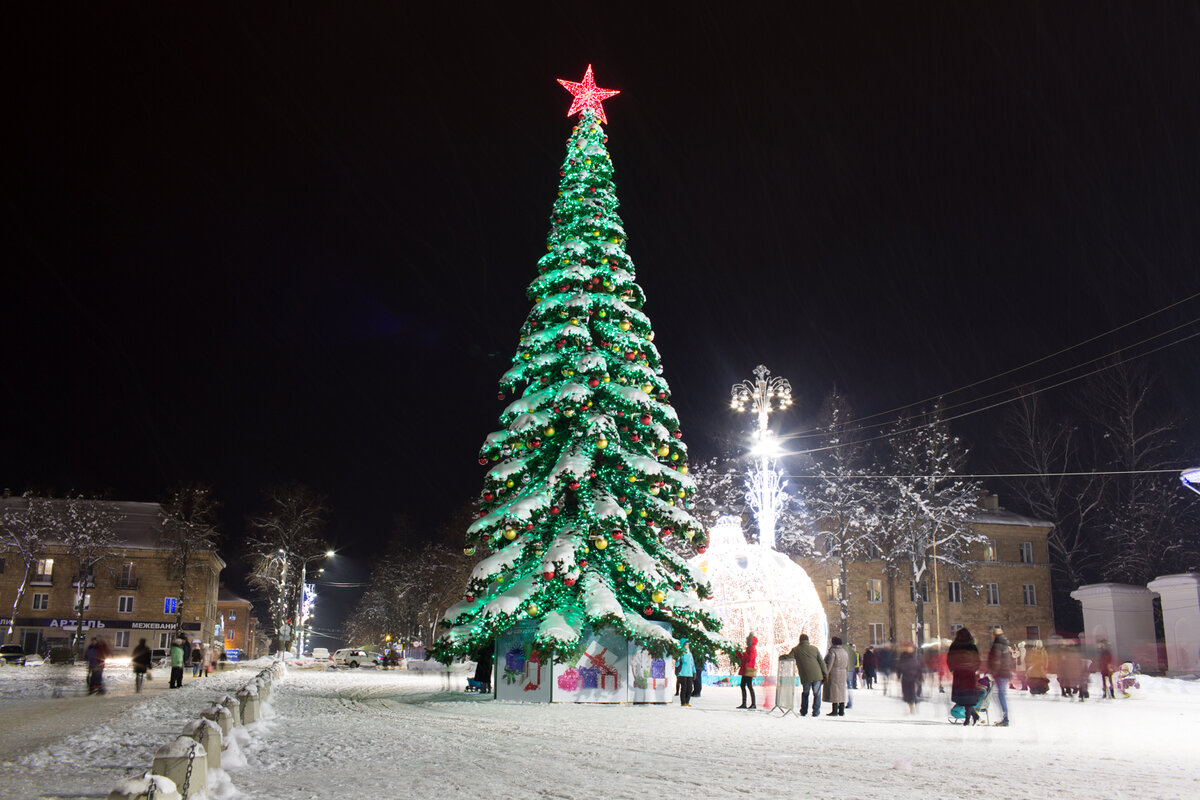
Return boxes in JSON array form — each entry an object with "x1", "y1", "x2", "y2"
[{"x1": 434, "y1": 67, "x2": 731, "y2": 666}]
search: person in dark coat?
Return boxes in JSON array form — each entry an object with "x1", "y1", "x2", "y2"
[
  {"x1": 473, "y1": 644, "x2": 494, "y2": 693},
  {"x1": 947, "y1": 627, "x2": 981, "y2": 725},
  {"x1": 736, "y1": 633, "x2": 758, "y2": 709},
  {"x1": 85, "y1": 637, "x2": 109, "y2": 695},
  {"x1": 131, "y1": 638, "x2": 152, "y2": 693},
  {"x1": 861, "y1": 646, "x2": 878, "y2": 689},
  {"x1": 894, "y1": 642, "x2": 923, "y2": 713},
  {"x1": 788, "y1": 633, "x2": 829, "y2": 717},
  {"x1": 824, "y1": 636, "x2": 849, "y2": 716}
]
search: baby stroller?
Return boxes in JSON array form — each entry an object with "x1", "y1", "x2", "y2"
[
  {"x1": 1114, "y1": 662, "x2": 1141, "y2": 698},
  {"x1": 465, "y1": 678, "x2": 490, "y2": 693},
  {"x1": 1026, "y1": 675, "x2": 1050, "y2": 695},
  {"x1": 949, "y1": 675, "x2": 992, "y2": 725}
]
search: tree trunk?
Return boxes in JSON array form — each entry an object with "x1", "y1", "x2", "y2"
[
  {"x1": 73, "y1": 566, "x2": 88, "y2": 657},
  {"x1": 885, "y1": 571, "x2": 897, "y2": 643},
  {"x1": 175, "y1": 542, "x2": 189, "y2": 633},
  {"x1": 838, "y1": 556, "x2": 850, "y2": 641},
  {"x1": 6, "y1": 564, "x2": 32, "y2": 644}
]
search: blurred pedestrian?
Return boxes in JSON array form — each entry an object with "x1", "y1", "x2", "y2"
[
  {"x1": 894, "y1": 642, "x2": 923, "y2": 713},
  {"x1": 677, "y1": 638, "x2": 695, "y2": 706},
  {"x1": 131, "y1": 638, "x2": 152, "y2": 693},
  {"x1": 85, "y1": 636, "x2": 109, "y2": 695},
  {"x1": 825, "y1": 636, "x2": 849, "y2": 716},
  {"x1": 191, "y1": 642, "x2": 203, "y2": 677},
  {"x1": 987, "y1": 628, "x2": 1014, "y2": 726},
  {"x1": 862, "y1": 645, "x2": 878, "y2": 689},
  {"x1": 1058, "y1": 643, "x2": 1086, "y2": 700},
  {"x1": 788, "y1": 633, "x2": 828, "y2": 717},
  {"x1": 947, "y1": 628, "x2": 981, "y2": 726},
  {"x1": 169, "y1": 635, "x2": 186, "y2": 688},
  {"x1": 1025, "y1": 641, "x2": 1049, "y2": 695},
  {"x1": 736, "y1": 633, "x2": 758, "y2": 709},
  {"x1": 1096, "y1": 640, "x2": 1116, "y2": 699}
]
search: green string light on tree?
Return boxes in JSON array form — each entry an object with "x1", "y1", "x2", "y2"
[{"x1": 433, "y1": 67, "x2": 733, "y2": 666}]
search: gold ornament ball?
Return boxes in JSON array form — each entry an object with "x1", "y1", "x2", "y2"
[
  {"x1": 504, "y1": 528, "x2": 517, "y2": 540},
  {"x1": 657, "y1": 445, "x2": 670, "y2": 456},
  {"x1": 635, "y1": 582, "x2": 645, "y2": 592},
  {"x1": 527, "y1": 603, "x2": 539, "y2": 615},
  {"x1": 596, "y1": 438, "x2": 608, "y2": 449},
  {"x1": 651, "y1": 590, "x2": 665, "y2": 603},
  {"x1": 594, "y1": 537, "x2": 608, "y2": 550},
  {"x1": 544, "y1": 426, "x2": 556, "y2": 436},
  {"x1": 617, "y1": 563, "x2": 625, "y2": 572}
]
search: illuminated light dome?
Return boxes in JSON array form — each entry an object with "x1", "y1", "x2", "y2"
[{"x1": 690, "y1": 516, "x2": 828, "y2": 678}]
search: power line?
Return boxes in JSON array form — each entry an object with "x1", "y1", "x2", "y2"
[{"x1": 784, "y1": 468, "x2": 1189, "y2": 480}]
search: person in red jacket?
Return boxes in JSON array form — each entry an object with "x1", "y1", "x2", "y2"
[
  {"x1": 736, "y1": 633, "x2": 758, "y2": 709},
  {"x1": 1096, "y1": 640, "x2": 1116, "y2": 699}
]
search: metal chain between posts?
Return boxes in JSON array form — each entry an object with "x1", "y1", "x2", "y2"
[
  {"x1": 180, "y1": 741, "x2": 197, "y2": 798},
  {"x1": 145, "y1": 770, "x2": 158, "y2": 800}
]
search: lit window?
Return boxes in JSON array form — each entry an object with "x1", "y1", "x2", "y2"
[
  {"x1": 984, "y1": 541, "x2": 997, "y2": 562},
  {"x1": 866, "y1": 579, "x2": 882, "y2": 603},
  {"x1": 1023, "y1": 584, "x2": 1037, "y2": 606},
  {"x1": 164, "y1": 597, "x2": 178, "y2": 615},
  {"x1": 825, "y1": 578, "x2": 841, "y2": 601},
  {"x1": 986, "y1": 583, "x2": 1000, "y2": 605},
  {"x1": 34, "y1": 559, "x2": 54, "y2": 582},
  {"x1": 1019, "y1": 542, "x2": 1033, "y2": 564},
  {"x1": 118, "y1": 596, "x2": 134, "y2": 614},
  {"x1": 947, "y1": 581, "x2": 962, "y2": 604}
]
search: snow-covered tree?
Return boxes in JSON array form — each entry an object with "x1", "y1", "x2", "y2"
[
  {"x1": 59, "y1": 496, "x2": 125, "y2": 653},
  {"x1": 434, "y1": 72, "x2": 730, "y2": 665},
  {"x1": 160, "y1": 484, "x2": 222, "y2": 633},
  {"x1": 998, "y1": 390, "x2": 1106, "y2": 623},
  {"x1": 247, "y1": 485, "x2": 329, "y2": 653},
  {"x1": 798, "y1": 389, "x2": 881, "y2": 640},
  {"x1": 1084, "y1": 361, "x2": 1198, "y2": 584},
  {"x1": 880, "y1": 402, "x2": 983, "y2": 647},
  {"x1": 1, "y1": 493, "x2": 58, "y2": 644}
]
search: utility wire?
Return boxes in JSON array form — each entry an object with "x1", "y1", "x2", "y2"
[
  {"x1": 784, "y1": 468, "x2": 1189, "y2": 480},
  {"x1": 787, "y1": 326, "x2": 1200, "y2": 455}
]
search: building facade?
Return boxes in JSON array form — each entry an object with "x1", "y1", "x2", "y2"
[
  {"x1": 796, "y1": 495, "x2": 1056, "y2": 649},
  {"x1": 216, "y1": 586, "x2": 260, "y2": 661},
  {"x1": 0, "y1": 499, "x2": 225, "y2": 656}
]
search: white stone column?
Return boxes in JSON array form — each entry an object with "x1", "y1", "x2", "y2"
[
  {"x1": 1070, "y1": 583, "x2": 1156, "y2": 664},
  {"x1": 1147, "y1": 573, "x2": 1200, "y2": 676}
]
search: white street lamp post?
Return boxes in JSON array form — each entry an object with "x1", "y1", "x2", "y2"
[
  {"x1": 731, "y1": 365, "x2": 793, "y2": 550},
  {"x1": 294, "y1": 550, "x2": 335, "y2": 656}
]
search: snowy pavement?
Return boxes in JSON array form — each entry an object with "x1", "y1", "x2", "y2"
[{"x1": 2, "y1": 662, "x2": 1198, "y2": 799}]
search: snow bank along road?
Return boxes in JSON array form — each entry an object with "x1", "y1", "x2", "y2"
[{"x1": 2, "y1": 663, "x2": 1198, "y2": 799}]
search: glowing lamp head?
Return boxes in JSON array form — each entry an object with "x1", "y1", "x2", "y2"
[{"x1": 1182, "y1": 467, "x2": 1200, "y2": 496}]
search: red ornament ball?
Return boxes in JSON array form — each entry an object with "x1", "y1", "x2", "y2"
[
  {"x1": 543, "y1": 571, "x2": 555, "y2": 580},
  {"x1": 640, "y1": 415, "x2": 652, "y2": 425},
  {"x1": 564, "y1": 577, "x2": 576, "y2": 586},
  {"x1": 478, "y1": 458, "x2": 488, "y2": 466},
  {"x1": 465, "y1": 594, "x2": 474, "y2": 602},
  {"x1": 697, "y1": 546, "x2": 707, "y2": 554},
  {"x1": 550, "y1": 506, "x2": 560, "y2": 515},
  {"x1": 612, "y1": 531, "x2": 624, "y2": 540}
]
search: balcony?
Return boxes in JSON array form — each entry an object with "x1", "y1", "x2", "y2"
[
  {"x1": 71, "y1": 577, "x2": 96, "y2": 588},
  {"x1": 30, "y1": 574, "x2": 53, "y2": 586},
  {"x1": 116, "y1": 577, "x2": 139, "y2": 590}
]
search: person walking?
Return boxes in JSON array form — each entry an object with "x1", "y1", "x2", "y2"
[
  {"x1": 1096, "y1": 640, "x2": 1116, "y2": 699},
  {"x1": 987, "y1": 628, "x2": 1014, "y2": 726},
  {"x1": 736, "y1": 633, "x2": 758, "y2": 709},
  {"x1": 788, "y1": 633, "x2": 828, "y2": 717},
  {"x1": 948, "y1": 628, "x2": 981, "y2": 725},
  {"x1": 677, "y1": 639, "x2": 696, "y2": 706},
  {"x1": 169, "y1": 635, "x2": 186, "y2": 689},
  {"x1": 894, "y1": 642, "x2": 923, "y2": 713},
  {"x1": 85, "y1": 637, "x2": 109, "y2": 695},
  {"x1": 862, "y1": 645, "x2": 878, "y2": 689},
  {"x1": 131, "y1": 638, "x2": 152, "y2": 693},
  {"x1": 190, "y1": 642, "x2": 203, "y2": 677}
]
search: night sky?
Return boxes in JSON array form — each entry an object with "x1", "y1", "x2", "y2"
[{"x1": 7, "y1": 4, "x2": 1200, "y2": 602}]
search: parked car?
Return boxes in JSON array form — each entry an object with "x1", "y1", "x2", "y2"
[
  {"x1": 311, "y1": 647, "x2": 330, "y2": 661},
  {"x1": 332, "y1": 648, "x2": 379, "y2": 668},
  {"x1": 0, "y1": 644, "x2": 30, "y2": 665}
]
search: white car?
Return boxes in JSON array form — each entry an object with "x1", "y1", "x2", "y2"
[
  {"x1": 332, "y1": 648, "x2": 378, "y2": 668},
  {"x1": 311, "y1": 647, "x2": 330, "y2": 661}
]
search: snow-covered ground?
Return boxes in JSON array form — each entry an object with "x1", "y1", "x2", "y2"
[{"x1": 1, "y1": 661, "x2": 1198, "y2": 800}]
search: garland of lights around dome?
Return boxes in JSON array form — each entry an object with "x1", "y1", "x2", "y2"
[{"x1": 433, "y1": 67, "x2": 735, "y2": 682}]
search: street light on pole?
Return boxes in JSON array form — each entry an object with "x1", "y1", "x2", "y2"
[
  {"x1": 295, "y1": 550, "x2": 336, "y2": 656},
  {"x1": 1182, "y1": 467, "x2": 1200, "y2": 497},
  {"x1": 731, "y1": 365, "x2": 793, "y2": 550}
]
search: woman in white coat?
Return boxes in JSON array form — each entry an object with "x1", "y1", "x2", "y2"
[{"x1": 824, "y1": 636, "x2": 849, "y2": 716}]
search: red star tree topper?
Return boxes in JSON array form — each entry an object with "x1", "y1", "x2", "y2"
[{"x1": 557, "y1": 64, "x2": 620, "y2": 124}]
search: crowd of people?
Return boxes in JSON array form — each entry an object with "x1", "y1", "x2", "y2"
[
  {"x1": 82, "y1": 632, "x2": 219, "y2": 696},
  {"x1": 705, "y1": 627, "x2": 1126, "y2": 725}
]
